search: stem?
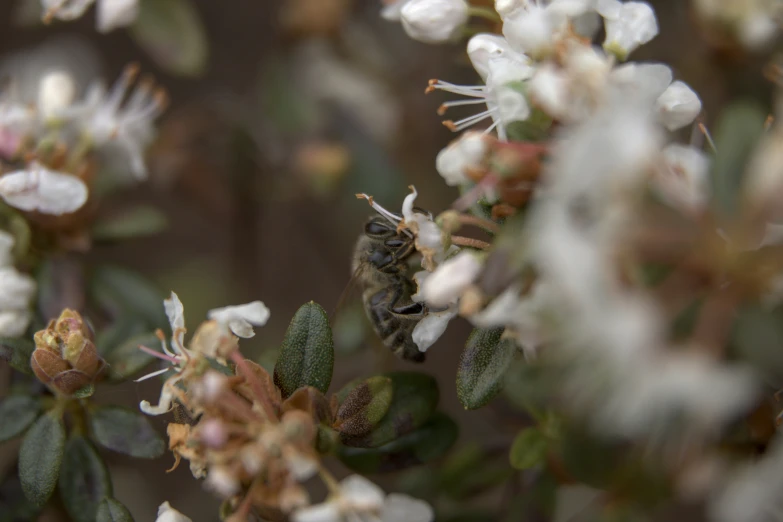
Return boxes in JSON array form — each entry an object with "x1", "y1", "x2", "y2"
[
  {"x1": 451, "y1": 235, "x2": 491, "y2": 249},
  {"x1": 456, "y1": 213, "x2": 500, "y2": 234},
  {"x1": 229, "y1": 350, "x2": 278, "y2": 423},
  {"x1": 318, "y1": 465, "x2": 342, "y2": 496}
]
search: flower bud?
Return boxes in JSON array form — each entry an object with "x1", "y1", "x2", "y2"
[
  {"x1": 436, "y1": 132, "x2": 489, "y2": 187},
  {"x1": 400, "y1": 0, "x2": 469, "y2": 44},
  {"x1": 656, "y1": 81, "x2": 702, "y2": 131},
  {"x1": 602, "y1": 1, "x2": 658, "y2": 60},
  {"x1": 31, "y1": 309, "x2": 104, "y2": 395},
  {"x1": 96, "y1": 0, "x2": 139, "y2": 33},
  {"x1": 37, "y1": 70, "x2": 76, "y2": 121}
]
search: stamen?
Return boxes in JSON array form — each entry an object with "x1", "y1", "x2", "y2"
[
  {"x1": 428, "y1": 80, "x2": 488, "y2": 98},
  {"x1": 356, "y1": 193, "x2": 403, "y2": 225},
  {"x1": 139, "y1": 344, "x2": 180, "y2": 363},
  {"x1": 105, "y1": 63, "x2": 141, "y2": 114},
  {"x1": 698, "y1": 123, "x2": 717, "y2": 153},
  {"x1": 437, "y1": 99, "x2": 488, "y2": 115},
  {"x1": 134, "y1": 366, "x2": 173, "y2": 383},
  {"x1": 448, "y1": 109, "x2": 495, "y2": 132},
  {"x1": 156, "y1": 328, "x2": 175, "y2": 356}
]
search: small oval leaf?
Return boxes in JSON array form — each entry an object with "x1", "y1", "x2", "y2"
[
  {"x1": 105, "y1": 332, "x2": 159, "y2": 381},
  {"x1": 0, "y1": 337, "x2": 35, "y2": 374},
  {"x1": 274, "y1": 302, "x2": 334, "y2": 398},
  {"x1": 335, "y1": 376, "x2": 394, "y2": 437},
  {"x1": 96, "y1": 498, "x2": 135, "y2": 522},
  {"x1": 130, "y1": 0, "x2": 209, "y2": 77},
  {"x1": 342, "y1": 372, "x2": 439, "y2": 448},
  {"x1": 90, "y1": 406, "x2": 165, "y2": 458},
  {"x1": 338, "y1": 412, "x2": 458, "y2": 473},
  {"x1": 457, "y1": 328, "x2": 517, "y2": 410},
  {"x1": 59, "y1": 436, "x2": 112, "y2": 522},
  {"x1": 19, "y1": 411, "x2": 66, "y2": 506},
  {"x1": 0, "y1": 396, "x2": 41, "y2": 442},
  {"x1": 509, "y1": 427, "x2": 548, "y2": 470},
  {"x1": 92, "y1": 206, "x2": 168, "y2": 241}
]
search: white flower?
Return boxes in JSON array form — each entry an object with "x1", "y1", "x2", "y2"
[
  {"x1": 42, "y1": 0, "x2": 139, "y2": 32},
  {"x1": 502, "y1": 3, "x2": 563, "y2": 58},
  {"x1": 602, "y1": 1, "x2": 658, "y2": 60},
  {"x1": 435, "y1": 131, "x2": 488, "y2": 186},
  {"x1": 401, "y1": 186, "x2": 453, "y2": 269},
  {"x1": 655, "y1": 81, "x2": 702, "y2": 131},
  {"x1": 466, "y1": 34, "x2": 517, "y2": 81},
  {"x1": 0, "y1": 164, "x2": 88, "y2": 215},
  {"x1": 37, "y1": 70, "x2": 77, "y2": 121},
  {"x1": 78, "y1": 64, "x2": 166, "y2": 179},
  {"x1": 207, "y1": 301, "x2": 271, "y2": 338},
  {"x1": 156, "y1": 501, "x2": 193, "y2": 522},
  {"x1": 0, "y1": 309, "x2": 33, "y2": 338},
  {"x1": 656, "y1": 144, "x2": 710, "y2": 213},
  {"x1": 96, "y1": 0, "x2": 139, "y2": 33},
  {"x1": 400, "y1": 0, "x2": 469, "y2": 43},
  {"x1": 411, "y1": 305, "x2": 459, "y2": 352},
  {"x1": 0, "y1": 267, "x2": 37, "y2": 310},
  {"x1": 420, "y1": 251, "x2": 482, "y2": 307},
  {"x1": 292, "y1": 475, "x2": 434, "y2": 522},
  {"x1": 429, "y1": 52, "x2": 535, "y2": 140},
  {"x1": 381, "y1": 0, "x2": 411, "y2": 21}
]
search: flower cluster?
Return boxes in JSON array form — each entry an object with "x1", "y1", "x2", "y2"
[
  {"x1": 42, "y1": 0, "x2": 139, "y2": 33},
  {"x1": 139, "y1": 293, "x2": 434, "y2": 522},
  {"x1": 0, "y1": 46, "x2": 166, "y2": 224}
]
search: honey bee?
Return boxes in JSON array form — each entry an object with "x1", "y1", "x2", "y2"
[{"x1": 350, "y1": 209, "x2": 429, "y2": 363}]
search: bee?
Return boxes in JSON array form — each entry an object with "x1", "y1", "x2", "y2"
[{"x1": 350, "y1": 209, "x2": 429, "y2": 363}]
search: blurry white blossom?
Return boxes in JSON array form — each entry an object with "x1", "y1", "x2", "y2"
[
  {"x1": 381, "y1": 0, "x2": 412, "y2": 21},
  {"x1": 207, "y1": 301, "x2": 271, "y2": 338},
  {"x1": 656, "y1": 144, "x2": 710, "y2": 213},
  {"x1": 435, "y1": 131, "x2": 488, "y2": 186},
  {"x1": 693, "y1": 0, "x2": 781, "y2": 49},
  {"x1": 42, "y1": 0, "x2": 139, "y2": 33},
  {"x1": 656, "y1": 81, "x2": 702, "y2": 131},
  {"x1": 420, "y1": 251, "x2": 482, "y2": 307},
  {"x1": 37, "y1": 70, "x2": 77, "y2": 121},
  {"x1": 0, "y1": 164, "x2": 88, "y2": 215},
  {"x1": 466, "y1": 33, "x2": 517, "y2": 80},
  {"x1": 155, "y1": 501, "x2": 193, "y2": 522},
  {"x1": 292, "y1": 475, "x2": 434, "y2": 522},
  {"x1": 400, "y1": 0, "x2": 470, "y2": 44},
  {"x1": 601, "y1": 1, "x2": 659, "y2": 59},
  {"x1": 0, "y1": 231, "x2": 35, "y2": 337}
]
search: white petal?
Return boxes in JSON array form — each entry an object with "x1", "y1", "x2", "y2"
[
  {"x1": 610, "y1": 62, "x2": 672, "y2": 102},
  {"x1": 503, "y1": 5, "x2": 559, "y2": 57},
  {"x1": 140, "y1": 385, "x2": 174, "y2": 416},
  {"x1": 340, "y1": 475, "x2": 386, "y2": 510},
  {"x1": 156, "y1": 501, "x2": 193, "y2": 522},
  {"x1": 381, "y1": 494, "x2": 435, "y2": 522},
  {"x1": 96, "y1": 0, "x2": 139, "y2": 33},
  {"x1": 41, "y1": 0, "x2": 95, "y2": 20},
  {"x1": 656, "y1": 81, "x2": 702, "y2": 131},
  {"x1": 0, "y1": 309, "x2": 32, "y2": 338},
  {"x1": 412, "y1": 307, "x2": 458, "y2": 352},
  {"x1": 421, "y1": 252, "x2": 482, "y2": 307},
  {"x1": 494, "y1": 0, "x2": 523, "y2": 18},
  {"x1": 657, "y1": 144, "x2": 710, "y2": 212},
  {"x1": 37, "y1": 70, "x2": 76, "y2": 120},
  {"x1": 206, "y1": 466, "x2": 240, "y2": 497},
  {"x1": 602, "y1": 1, "x2": 658, "y2": 59},
  {"x1": 164, "y1": 291, "x2": 185, "y2": 331},
  {"x1": 381, "y1": 0, "x2": 411, "y2": 21},
  {"x1": 466, "y1": 33, "x2": 516, "y2": 80},
  {"x1": 400, "y1": 0, "x2": 470, "y2": 44},
  {"x1": 0, "y1": 267, "x2": 36, "y2": 310},
  {"x1": 0, "y1": 166, "x2": 88, "y2": 215},
  {"x1": 528, "y1": 64, "x2": 570, "y2": 120},
  {"x1": 207, "y1": 300, "x2": 270, "y2": 338},
  {"x1": 292, "y1": 502, "x2": 342, "y2": 522},
  {"x1": 435, "y1": 132, "x2": 488, "y2": 187}
]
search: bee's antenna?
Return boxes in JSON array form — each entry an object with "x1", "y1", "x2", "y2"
[{"x1": 356, "y1": 193, "x2": 414, "y2": 238}]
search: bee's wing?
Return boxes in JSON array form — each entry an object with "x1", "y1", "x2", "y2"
[{"x1": 331, "y1": 263, "x2": 369, "y2": 323}]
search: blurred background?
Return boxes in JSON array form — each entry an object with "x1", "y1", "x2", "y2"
[{"x1": 0, "y1": 0, "x2": 774, "y2": 519}]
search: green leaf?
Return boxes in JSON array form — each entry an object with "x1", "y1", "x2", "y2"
[
  {"x1": 90, "y1": 266, "x2": 166, "y2": 328},
  {"x1": 337, "y1": 412, "x2": 458, "y2": 473},
  {"x1": 0, "y1": 336, "x2": 35, "y2": 374},
  {"x1": 0, "y1": 396, "x2": 41, "y2": 442},
  {"x1": 274, "y1": 302, "x2": 334, "y2": 398},
  {"x1": 335, "y1": 376, "x2": 394, "y2": 437},
  {"x1": 509, "y1": 427, "x2": 548, "y2": 470},
  {"x1": 104, "y1": 332, "x2": 159, "y2": 381},
  {"x1": 90, "y1": 406, "x2": 165, "y2": 458},
  {"x1": 59, "y1": 436, "x2": 112, "y2": 522},
  {"x1": 457, "y1": 328, "x2": 516, "y2": 410},
  {"x1": 710, "y1": 101, "x2": 766, "y2": 218},
  {"x1": 93, "y1": 206, "x2": 168, "y2": 241},
  {"x1": 342, "y1": 372, "x2": 439, "y2": 448},
  {"x1": 130, "y1": 0, "x2": 209, "y2": 77},
  {"x1": 19, "y1": 412, "x2": 66, "y2": 506},
  {"x1": 96, "y1": 498, "x2": 134, "y2": 522},
  {"x1": 733, "y1": 304, "x2": 783, "y2": 386},
  {"x1": 96, "y1": 319, "x2": 147, "y2": 357}
]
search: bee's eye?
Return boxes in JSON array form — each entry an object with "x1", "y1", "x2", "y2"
[{"x1": 365, "y1": 220, "x2": 394, "y2": 237}]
